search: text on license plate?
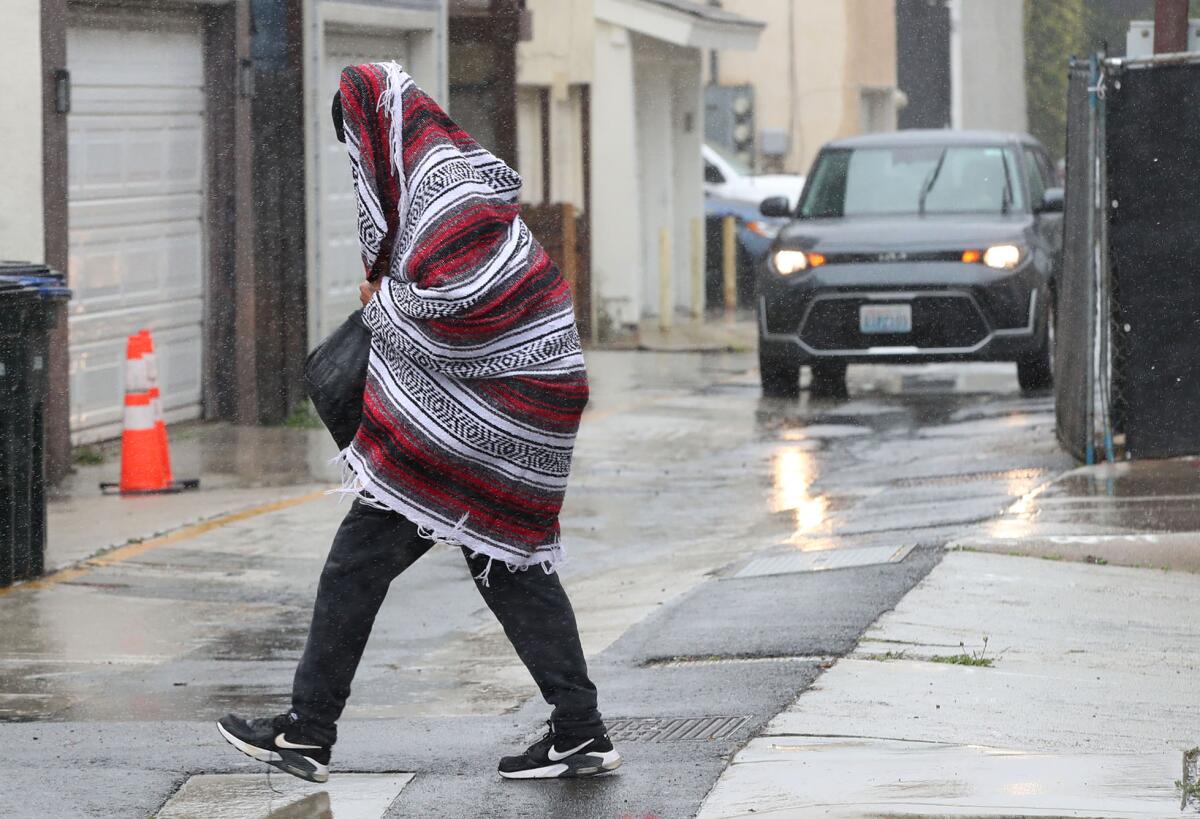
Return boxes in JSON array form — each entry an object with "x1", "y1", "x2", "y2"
[{"x1": 859, "y1": 304, "x2": 912, "y2": 334}]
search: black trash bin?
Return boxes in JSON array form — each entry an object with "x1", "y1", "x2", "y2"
[{"x1": 0, "y1": 263, "x2": 70, "y2": 587}]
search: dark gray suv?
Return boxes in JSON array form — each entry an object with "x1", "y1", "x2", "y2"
[{"x1": 756, "y1": 130, "x2": 1063, "y2": 397}]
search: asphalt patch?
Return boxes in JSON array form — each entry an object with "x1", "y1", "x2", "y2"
[{"x1": 614, "y1": 546, "x2": 942, "y2": 664}]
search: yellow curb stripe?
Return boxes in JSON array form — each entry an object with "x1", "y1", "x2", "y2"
[{"x1": 0, "y1": 488, "x2": 329, "y2": 597}]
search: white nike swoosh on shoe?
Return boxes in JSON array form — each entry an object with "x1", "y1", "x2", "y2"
[
  {"x1": 547, "y1": 738, "x2": 594, "y2": 762},
  {"x1": 275, "y1": 733, "x2": 323, "y2": 750}
]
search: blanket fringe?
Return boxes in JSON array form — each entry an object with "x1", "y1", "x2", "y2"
[
  {"x1": 329, "y1": 448, "x2": 565, "y2": 578},
  {"x1": 377, "y1": 62, "x2": 410, "y2": 229}
]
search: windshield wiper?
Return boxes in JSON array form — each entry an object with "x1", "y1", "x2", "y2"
[
  {"x1": 999, "y1": 151, "x2": 1014, "y2": 215},
  {"x1": 918, "y1": 148, "x2": 949, "y2": 216}
]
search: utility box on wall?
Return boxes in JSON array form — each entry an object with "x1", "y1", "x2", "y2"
[
  {"x1": 705, "y1": 84, "x2": 756, "y2": 168},
  {"x1": 1126, "y1": 20, "x2": 1200, "y2": 57}
]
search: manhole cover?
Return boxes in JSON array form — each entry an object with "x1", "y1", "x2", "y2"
[
  {"x1": 607, "y1": 715, "x2": 754, "y2": 743},
  {"x1": 156, "y1": 773, "x2": 413, "y2": 819},
  {"x1": 734, "y1": 543, "x2": 914, "y2": 578}
]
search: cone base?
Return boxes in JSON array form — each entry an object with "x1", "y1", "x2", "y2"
[{"x1": 100, "y1": 479, "x2": 201, "y2": 497}]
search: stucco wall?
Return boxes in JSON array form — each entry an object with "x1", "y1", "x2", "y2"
[
  {"x1": 517, "y1": 0, "x2": 593, "y2": 86},
  {"x1": 956, "y1": 0, "x2": 1027, "y2": 131},
  {"x1": 841, "y1": 0, "x2": 899, "y2": 135},
  {"x1": 0, "y1": 0, "x2": 45, "y2": 262},
  {"x1": 591, "y1": 20, "x2": 643, "y2": 329},
  {"x1": 712, "y1": 0, "x2": 896, "y2": 174}
]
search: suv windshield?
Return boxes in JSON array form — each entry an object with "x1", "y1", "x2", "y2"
[{"x1": 799, "y1": 145, "x2": 1026, "y2": 218}]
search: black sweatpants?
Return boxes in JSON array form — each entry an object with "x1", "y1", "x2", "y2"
[{"x1": 291, "y1": 500, "x2": 602, "y2": 746}]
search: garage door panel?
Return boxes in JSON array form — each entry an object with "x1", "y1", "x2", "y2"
[
  {"x1": 69, "y1": 299, "x2": 203, "y2": 347},
  {"x1": 71, "y1": 194, "x2": 204, "y2": 229},
  {"x1": 70, "y1": 221, "x2": 204, "y2": 311},
  {"x1": 67, "y1": 27, "x2": 203, "y2": 88},
  {"x1": 313, "y1": 30, "x2": 411, "y2": 344},
  {"x1": 70, "y1": 120, "x2": 204, "y2": 201},
  {"x1": 71, "y1": 87, "x2": 207, "y2": 118},
  {"x1": 68, "y1": 16, "x2": 206, "y2": 439}
]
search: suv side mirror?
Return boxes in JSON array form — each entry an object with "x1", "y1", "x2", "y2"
[
  {"x1": 760, "y1": 196, "x2": 792, "y2": 218},
  {"x1": 1038, "y1": 187, "x2": 1064, "y2": 214}
]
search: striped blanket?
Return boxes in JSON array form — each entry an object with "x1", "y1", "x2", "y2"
[{"x1": 337, "y1": 62, "x2": 588, "y2": 572}]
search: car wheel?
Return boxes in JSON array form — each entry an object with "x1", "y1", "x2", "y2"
[
  {"x1": 810, "y1": 361, "x2": 849, "y2": 399},
  {"x1": 1017, "y1": 296, "x2": 1055, "y2": 393},
  {"x1": 760, "y1": 352, "x2": 800, "y2": 397}
]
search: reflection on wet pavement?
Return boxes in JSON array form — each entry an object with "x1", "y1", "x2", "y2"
[
  {"x1": 156, "y1": 774, "x2": 412, "y2": 819},
  {"x1": 0, "y1": 354, "x2": 1077, "y2": 728},
  {"x1": 964, "y1": 455, "x2": 1200, "y2": 570}
]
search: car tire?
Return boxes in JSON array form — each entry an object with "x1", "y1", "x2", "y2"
[
  {"x1": 810, "y1": 362, "x2": 849, "y2": 399},
  {"x1": 760, "y1": 352, "x2": 800, "y2": 398},
  {"x1": 1017, "y1": 295, "x2": 1055, "y2": 394}
]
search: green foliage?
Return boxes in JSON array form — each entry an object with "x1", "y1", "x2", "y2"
[
  {"x1": 1178, "y1": 746, "x2": 1200, "y2": 807},
  {"x1": 930, "y1": 637, "x2": 995, "y2": 667},
  {"x1": 280, "y1": 400, "x2": 323, "y2": 430},
  {"x1": 72, "y1": 445, "x2": 106, "y2": 467},
  {"x1": 1024, "y1": 0, "x2": 1086, "y2": 160},
  {"x1": 1028, "y1": 1, "x2": 1200, "y2": 160}
]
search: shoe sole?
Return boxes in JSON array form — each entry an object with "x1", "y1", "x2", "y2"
[
  {"x1": 498, "y1": 750, "x2": 622, "y2": 780},
  {"x1": 216, "y1": 721, "x2": 330, "y2": 784}
]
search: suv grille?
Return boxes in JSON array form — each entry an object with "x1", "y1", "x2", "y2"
[{"x1": 800, "y1": 294, "x2": 990, "y2": 351}]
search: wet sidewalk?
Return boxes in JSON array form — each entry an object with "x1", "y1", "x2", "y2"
[
  {"x1": 698, "y1": 461, "x2": 1200, "y2": 818},
  {"x1": 46, "y1": 423, "x2": 341, "y2": 571}
]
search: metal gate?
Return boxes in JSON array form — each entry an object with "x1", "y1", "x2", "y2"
[{"x1": 1055, "y1": 53, "x2": 1200, "y2": 461}]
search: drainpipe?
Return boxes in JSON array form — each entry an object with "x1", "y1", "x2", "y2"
[
  {"x1": 948, "y1": 0, "x2": 963, "y2": 129},
  {"x1": 1154, "y1": 0, "x2": 1189, "y2": 53}
]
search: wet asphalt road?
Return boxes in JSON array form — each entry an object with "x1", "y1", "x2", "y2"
[{"x1": 0, "y1": 352, "x2": 1074, "y2": 818}]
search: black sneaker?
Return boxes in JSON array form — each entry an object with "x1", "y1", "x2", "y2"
[
  {"x1": 498, "y1": 721, "x2": 622, "y2": 779},
  {"x1": 217, "y1": 712, "x2": 331, "y2": 783}
]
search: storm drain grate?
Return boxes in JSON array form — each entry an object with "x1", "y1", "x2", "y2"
[
  {"x1": 734, "y1": 543, "x2": 914, "y2": 578},
  {"x1": 606, "y1": 715, "x2": 754, "y2": 743}
]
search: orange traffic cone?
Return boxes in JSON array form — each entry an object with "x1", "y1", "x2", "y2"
[
  {"x1": 100, "y1": 331, "x2": 199, "y2": 496},
  {"x1": 139, "y1": 330, "x2": 173, "y2": 485}
]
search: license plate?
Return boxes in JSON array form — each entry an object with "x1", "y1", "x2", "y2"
[{"x1": 860, "y1": 304, "x2": 912, "y2": 334}]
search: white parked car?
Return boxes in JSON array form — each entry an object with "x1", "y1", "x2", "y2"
[{"x1": 703, "y1": 144, "x2": 805, "y2": 210}]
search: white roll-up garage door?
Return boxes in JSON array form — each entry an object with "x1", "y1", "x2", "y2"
[
  {"x1": 313, "y1": 28, "x2": 411, "y2": 345},
  {"x1": 67, "y1": 13, "x2": 206, "y2": 442}
]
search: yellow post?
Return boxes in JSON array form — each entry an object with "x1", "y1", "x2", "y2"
[
  {"x1": 659, "y1": 227, "x2": 672, "y2": 332},
  {"x1": 722, "y1": 215, "x2": 737, "y2": 321},
  {"x1": 690, "y1": 217, "x2": 704, "y2": 321}
]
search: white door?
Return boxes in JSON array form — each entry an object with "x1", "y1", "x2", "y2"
[
  {"x1": 314, "y1": 28, "x2": 411, "y2": 345},
  {"x1": 67, "y1": 15, "x2": 206, "y2": 442}
]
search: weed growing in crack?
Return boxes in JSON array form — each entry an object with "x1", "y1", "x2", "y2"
[
  {"x1": 1177, "y1": 747, "x2": 1200, "y2": 810},
  {"x1": 72, "y1": 445, "x2": 106, "y2": 466},
  {"x1": 930, "y1": 637, "x2": 994, "y2": 668}
]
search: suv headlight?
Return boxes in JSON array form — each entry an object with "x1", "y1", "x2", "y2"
[
  {"x1": 772, "y1": 249, "x2": 825, "y2": 276},
  {"x1": 981, "y1": 244, "x2": 1024, "y2": 270}
]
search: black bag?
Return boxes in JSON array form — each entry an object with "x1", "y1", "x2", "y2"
[{"x1": 305, "y1": 310, "x2": 371, "y2": 450}]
